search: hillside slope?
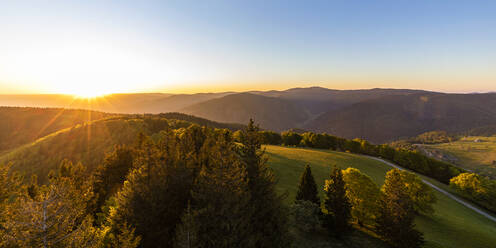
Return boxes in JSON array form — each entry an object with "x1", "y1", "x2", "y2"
[
  {"x1": 182, "y1": 93, "x2": 310, "y2": 131},
  {"x1": 0, "y1": 117, "x2": 154, "y2": 182},
  {"x1": 0, "y1": 107, "x2": 111, "y2": 153},
  {"x1": 306, "y1": 93, "x2": 496, "y2": 143},
  {"x1": 266, "y1": 145, "x2": 496, "y2": 248},
  {"x1": 0, "y1": 114, "x2": 241, "y2": 183}
]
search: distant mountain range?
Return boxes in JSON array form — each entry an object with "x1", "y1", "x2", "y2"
[{"x1": 2, "y1": 87, "x2": 496, "y2": 143}]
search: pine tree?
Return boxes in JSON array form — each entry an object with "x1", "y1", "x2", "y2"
[
  {"x1": 238, "y1": 119, "x2": 290, "y2": 247},
  {"x1": 108, "y1": 126, "x2": 223, "y2": 248},
  {"x1": 108, "y1": 136, "x2": 194, "y2": 248},
  {"x1": 102, "y1": 222, "x2": 141, "y2": 248},
  {"x1": 90, "y1": 145, "x2": 135, "y2": 219},
  {"x1": 189, "y1": 153, "x2": 252, "y2": 247},
  {"x1": 174, "y1": 203, "x2": 199, "y2": 248},
  {"x1": 376, "y1": 169, "x2": 424, "y2": 248},
  {"x1": 295, "y1": 164, "x2": 320, "y2": 205},
  {"x1": 322, "y1": 166, "x2": 351, "y2": 237}
]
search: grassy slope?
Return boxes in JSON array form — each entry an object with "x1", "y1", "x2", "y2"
[
  {"x1": 265, "y1": 145, "x2": 496, "y2": 248},
  {"x1": 0, "y1": 107, "x2": 111, "y2": 153},
  {"x1": 0, "y1": 117, "x2": 147, "y2": 182},
  {"x1": 424, "y1": 136, "x2": 496, "y2": 178}
]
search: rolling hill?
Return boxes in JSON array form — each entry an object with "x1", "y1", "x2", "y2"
[
  {"x1": 305, "y1": 93, "x2": 496, "y2": 143},
  {"x1": 253, "y1": 87, "x2": 425, "y2": 114},
  {"x1": 0, "y1": 107, "x2": 111, "y2": 153},
  {"x1": 266, "y1": 145, "x2": 496, "y2": 248},
  {"x1": 0, "y1": 113, "x2": 243, "y2": 183},
  {"x1": 182, "y1": 93, "x2": 311, "y2": 131}
]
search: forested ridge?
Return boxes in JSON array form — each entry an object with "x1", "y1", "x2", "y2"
[{"x1": 0, "y1": 113, "x2": 243, "y2": 184}]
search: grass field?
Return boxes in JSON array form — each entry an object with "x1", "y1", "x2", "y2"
[
  {"x1": 423, "y1": 136, "x2": 496, "y2": 179},
  {"x1": 265, "y1": 145, "x2": 496, "y2": 248}
]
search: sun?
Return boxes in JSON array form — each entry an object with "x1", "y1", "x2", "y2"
[
  {"x1": 72, "y1": 91, "x2": 107, "y2": 99},
  {"x1": 63, "y1": 86, "x2": 113, "y2": 99}
]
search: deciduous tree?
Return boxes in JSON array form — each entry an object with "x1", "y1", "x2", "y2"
[
  {"x1": 376, "y1": 169, "x2": 423, "y2": 248},
  {"x1": 342, "y1": 167, "x2": 380, "y2": 226}
]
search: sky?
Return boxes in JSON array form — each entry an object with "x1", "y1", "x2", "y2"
[{"x1": 1, "y1": 0, "x2": 495, "y2": 96}]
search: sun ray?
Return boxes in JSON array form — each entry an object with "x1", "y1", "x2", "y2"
[{"x1": 34, "y1": 95, "x2": 80, "y2": 139}]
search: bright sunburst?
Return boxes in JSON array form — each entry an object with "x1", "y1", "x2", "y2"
[
  {"x1": 71, "y1": 90, "x2": 108, "y2": 99},
  {"x1": 60, "y1": 86, "x2": 111, "y2": 99}
]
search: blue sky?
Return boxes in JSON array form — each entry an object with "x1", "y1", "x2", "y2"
[{"x1": 0, "y1": 0, "x2": 495, "y2": 94}]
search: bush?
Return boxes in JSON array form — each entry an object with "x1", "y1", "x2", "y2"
[
  {"x1": 289, "y1": 201, "x2": 322, "y2": 233},
  {"x1": 281, "y1": 131, "x2": 302, "y2": 146},
  {"x1": 259, "y1": 131, "x2": 282, "y2": 145},
  {"x1": 450, "y1": 173, "x2": 496, "y2": 212}
]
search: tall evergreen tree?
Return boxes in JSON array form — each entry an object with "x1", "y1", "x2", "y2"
[
  {"x1": 376, "y1": 169, "x2": 424, "y2": 248},
  {"x1": 238, "y1": 119, "x2": 290, "y2": 247},
  {"x1": 108, "y1": 129, "x2": 196, "y2": 248},
  {"x1": 323, "y1": 166, "x2": 351, "y2": 237},
  {"x1": 295, "y1": 164, "x2": 320, "y2": 205},
  {"x1": 186, "y1": 139, "x2": 253, "y2": 248},
  {"x1": 174, "y1": 203, "x2": 199, "y2": 248},
  {"x1": 90, "y1": 145, "x2": 135, "y2": 219}
]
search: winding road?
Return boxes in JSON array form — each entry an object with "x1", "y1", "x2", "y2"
[{"x1": 365, "y1": 155, "x2": 496, "y2": 223}]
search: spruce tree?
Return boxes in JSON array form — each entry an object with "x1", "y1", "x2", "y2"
[
  {"x1": 174, "y1": 203, "x2": 199, "y2": 248},
  {"x1": 238, "y1": 119, "x2": 290, "y2": 247},
  {"x1": 296, "y1": 164, "x2": 320, "y2": 205},
  {"x1": 376, "y1": 169, "x2": 424, "y2": 248},
  {"x1": 109, "y1": 130, "x2": 196, "y2": 248},
  {"x1": 187, "y1": 148, "x2": 252, "y2": 247},
  {"x1": 323, "y1": 166, "x2": 351, "y2": 237},
  {"x1": 90, "y1": 145, "x2": 134, "y2": 219}
]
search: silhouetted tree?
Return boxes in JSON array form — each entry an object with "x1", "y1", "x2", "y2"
[
  {"x1": 322, "y1": 166, "x2": 351, "y2": 237},
  {"x1": 238, "y1": 119, "x2": 290, "y2": 247},
  {"x1": 295, "y1": 164, "x2": 320, "y2": 205},
  {"x1": 90, "y1": 145, "x2": 135, "y2": 219}
]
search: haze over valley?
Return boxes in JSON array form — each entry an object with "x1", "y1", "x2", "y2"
[{"x1": 3, "y1": 87, "x2": 496, "y2": 143}]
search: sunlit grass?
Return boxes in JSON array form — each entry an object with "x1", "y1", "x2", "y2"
[
  {"x1": 424, "y1": 136, "x2": 496, "y2": 178},
  {"x1": 265, "y1": 145, "x2": 496, "y2": 248}
]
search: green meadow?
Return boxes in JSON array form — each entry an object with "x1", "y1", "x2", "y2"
[
  {"x1": 424, "y1": 136, "x2": 496, "y2": 178},
  {"x1": 265, "y1": 145, "x2": 496, "y2": 248}
]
